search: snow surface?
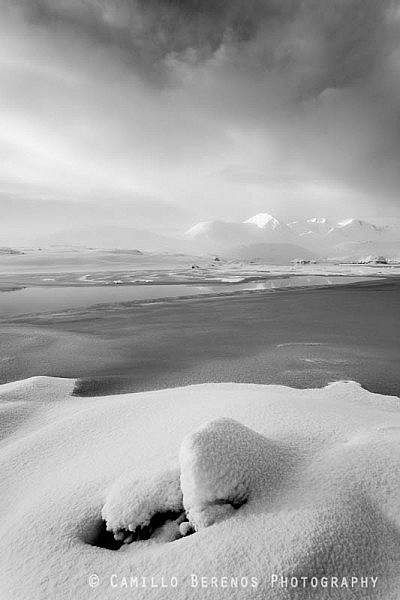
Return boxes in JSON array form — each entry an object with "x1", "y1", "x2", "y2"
[{"x1": 1, "y1": 377, "x2": 400, "y2": 599}]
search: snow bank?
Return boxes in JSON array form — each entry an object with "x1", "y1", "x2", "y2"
[{"x1": 1, "y1": 378, "x2": 400, "y2": 599}]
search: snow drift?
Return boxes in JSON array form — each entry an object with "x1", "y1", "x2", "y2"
[{"x1": 1, "y1": 377, "x2": 400, "y2": 599}]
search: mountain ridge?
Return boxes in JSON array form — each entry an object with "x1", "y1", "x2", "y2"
[{"x1": 185, "y1": 213, "x2": 400, "y2": 260}]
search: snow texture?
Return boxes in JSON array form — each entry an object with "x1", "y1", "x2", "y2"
[{"x1": 1, "y1": 377, "x2": 400, "y2": 599}]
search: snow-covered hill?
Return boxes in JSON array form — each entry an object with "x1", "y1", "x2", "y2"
[
  {"x1": 36, "y1": 226, "x2": 192, "y2": 252},
  {"x1": 184, "y1": 221, "x2": 265, "y2": 247},
  {"x1": 327, "y1": 241, "x2": 400, "y2": 262}
]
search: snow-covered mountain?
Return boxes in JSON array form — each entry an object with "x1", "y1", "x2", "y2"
[
  {"x1": 326, "y1": 219, "x2": 386, "y2": 243},
  {"x1": 186, "y1": 213, "x2": 296, "y2": 246},
  {"x1": 185, "y1": 221, "x2": 264, "y2": 247},
  {"x1": 287, "y1": 217, "x2": 335, "y2": 237},
  {"x1": 244, "y1": 213, "x2": 284, "y2": 230},
  {"x1": 323, "y1": 218, "x2": 400, "y2": 259},
  {"x1": 185, "y1": 213, "x2": 400, "y2": 261}
]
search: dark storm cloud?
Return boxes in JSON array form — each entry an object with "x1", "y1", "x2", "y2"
[
  {"x1": 10, "y1": 0, "x2": 391, "y2": 91},
  {"x1": 6, "y1": 0, "x2": 297, "y2": 85},
  {"x1": 12, "y1": 0, "x2": 288, "y2": 54}
]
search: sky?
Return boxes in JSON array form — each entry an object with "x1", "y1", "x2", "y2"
[{"x1": 1, "y1": 0, "x2": 400, "y2": 242}]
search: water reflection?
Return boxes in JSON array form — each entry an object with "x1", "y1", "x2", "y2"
[{"x1": 0, "y1": 275, "x2": 364, "y2": 317}]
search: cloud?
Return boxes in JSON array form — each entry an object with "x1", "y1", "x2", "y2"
[{"x1": 0, "y1": 0, "x2": 399, "y2": 240}]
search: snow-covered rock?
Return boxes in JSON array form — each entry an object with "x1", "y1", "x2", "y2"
[
  {"x1": 102, "y1": 468, "x2": 183, "y2": 540},
  {"x1": 102, "y1": 418, "x2": 286, "y2": 535},
  {"x1": 180, "y1": 418, "x2": 284, "y2": 530}
]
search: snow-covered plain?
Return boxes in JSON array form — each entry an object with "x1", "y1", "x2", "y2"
[{"x1": 1, "y1": 377, "x2": 400, "y2": 599}]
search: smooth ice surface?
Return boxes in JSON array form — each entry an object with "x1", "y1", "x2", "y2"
[{"x1": 0, "y1": 377, "x2": 400, "y2": 599}]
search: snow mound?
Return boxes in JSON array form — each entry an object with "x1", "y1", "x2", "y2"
[
  {"x1": 102, "y1": 418, "x2": 286, "y2": 536},
  {"x1": 1, "y1": 379, "x2": 400, "y2": 599},
  {"x1": 180, "y1": 418, "x2": 284, "y2": 530}
]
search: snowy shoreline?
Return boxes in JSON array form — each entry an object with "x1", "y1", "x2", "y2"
[
  {"x1": 1, "y1": 377, "x2": 399, "y2": 599},
  {"x1": 0, "y1": 274, "x2": 391, "y2": 321}
]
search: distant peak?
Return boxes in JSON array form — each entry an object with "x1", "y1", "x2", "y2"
[
  {"x1": 244, "y1": 213, "x2": 281, "y2": 229},
  {"x1": 337, "y1": 218, "x2": 375, "y2": 229},
  {"x1": 337, "y1": 218, "x2": 358, "y2": 227},
  {"x1": 307, "y1": 217, "x2": 328, "y2": 224},
  {"x1": 184, "y1": 221, "x2": 214, "y2": 236}
]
